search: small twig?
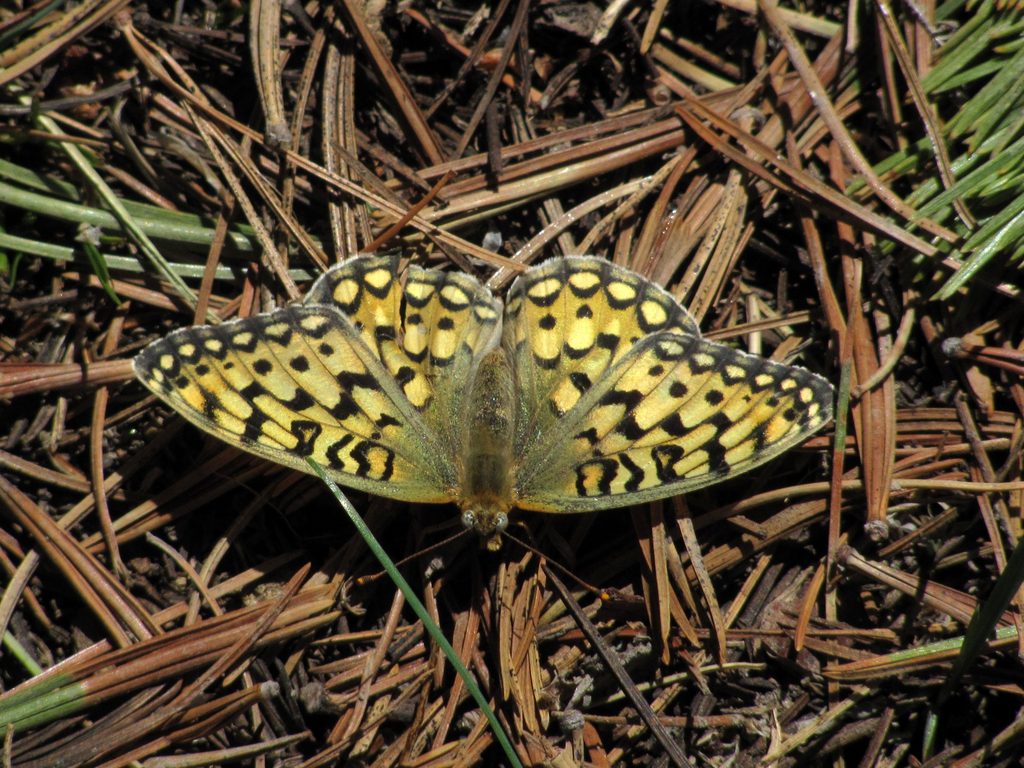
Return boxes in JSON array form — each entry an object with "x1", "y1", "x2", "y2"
[{"x1": 545, "y1": 568, "x2": 694, "y2": 768}]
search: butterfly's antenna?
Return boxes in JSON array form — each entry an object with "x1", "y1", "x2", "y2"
[
  {"x1": 356, "y1": 526, "x2": 472, "y2": 586},
  {"x1": 501, "y1": 529, "x2": 604, "y2": 596}
]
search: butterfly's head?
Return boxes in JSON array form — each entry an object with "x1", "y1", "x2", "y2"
[{"x1": 460, "y1": 504, "x2": 509, "y2": 552}]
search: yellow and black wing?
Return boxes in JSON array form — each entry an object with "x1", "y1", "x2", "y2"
[
  {"x1": 504, "y1": 256, "x2": 699, "y2": 459},
  {"x1": 134, "y1": 254, "x2": 502, "y2": 503},
  {"x1": 506, "y1": 257, "x2": 833, "y2": 512}
]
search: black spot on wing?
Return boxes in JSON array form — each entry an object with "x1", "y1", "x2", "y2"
[
  {"x1": 290, "y1": 420, "x2": 322, "y2": 455},
  {"x1": 325, "y1": 434, "x2": 354, "y2": 468},
  {"x1": 658, "y1": 412, "x2": 686, "y2": 438},
  {"x1": 669, "y1": 381, "x2": 688, "y2": 398},
  {"x1": 395, "y1": 366, "x2": 416, "y2": 386},
  {"x1": 533, "y1": 353, "x2": 559, "y2": 370},
  {"x1": 282, "y1": 388, "x2": 315, "y2": 411},
  {"x1": 708, "y1": 411, "x2": 733, "y2": 431},
  {"x1": 600, "y1": 388, "x2": 644, "y2": 409},
  {"x1": 619, "y1": 454, "x2": 644, "y2": 491},
  {"x1": 239, "y1": 380, "x2": 269, "y2": 402},
  {"x1": 615, "y1": 414, "x2": 646, "y2": 440},
  {"x1": 330, "y1": 393, "x2": 360, "y2": 420},
  {"x1": 704, "y1": 389, "x2": 724, "y2": 405},
  {"x1": 652, "y1": 444, "x2": 684, "y2": 481},
  {"x1": 200, "y1": 394, "x2": 217, "y2": 420},
  {"x1": 569, "y1": 372, "x2": 592, "y2": 394}
]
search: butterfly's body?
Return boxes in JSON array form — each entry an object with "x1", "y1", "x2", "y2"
[
  {"x1": 460, "y1": 348, "x2": 516, "y2": 546},
  {"x1": 135, "y1": 255, "x2": 833, "y2": 548}
]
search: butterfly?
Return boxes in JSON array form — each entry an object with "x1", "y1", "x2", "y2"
[{"x1": 134, "y1": 255, "x2": 833, "y2": 549}]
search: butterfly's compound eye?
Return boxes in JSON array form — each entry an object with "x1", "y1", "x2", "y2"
[
  {"x1": 461, "y1": 510, "x2": 477, "y2": 530},
  {"x1": 495, "y1": 512, "x2": 509, "y2": 533}
]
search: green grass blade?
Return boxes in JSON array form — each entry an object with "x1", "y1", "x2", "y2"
[
  {"x1": 30, "y1": 110, "x2": 205, "y2": 316},
  {"x1": 923, "y1": 531, "x2": 1024, "y2": 758},
  {"x1": 305, "y1": 458, "x2": 524, "y2": 768}
]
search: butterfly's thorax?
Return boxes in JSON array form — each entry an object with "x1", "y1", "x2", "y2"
[{"x1": 459, "y1": 347, "x2": 516, "y2": 546}]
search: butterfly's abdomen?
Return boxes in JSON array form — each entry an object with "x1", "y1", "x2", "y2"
[{"x1": 459, "y1": 348, "x2": 516, "y2": 514}]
